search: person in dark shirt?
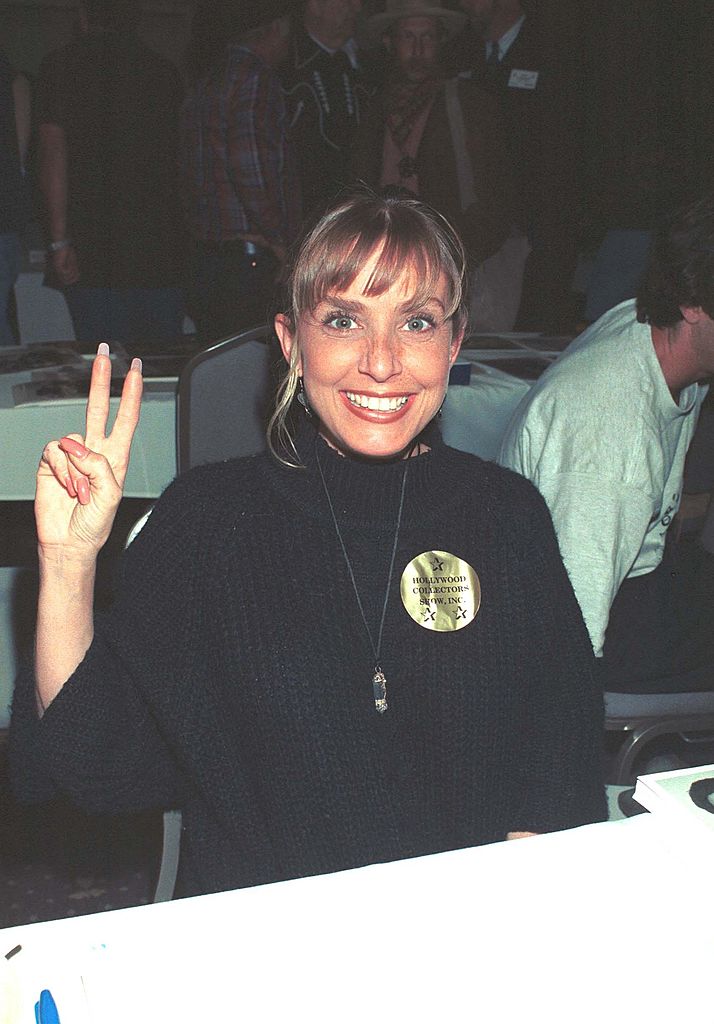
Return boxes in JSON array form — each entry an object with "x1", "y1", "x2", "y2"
[
  {"x1": 11, "y1": 190, "x2": 605, "y2": 897},
  {"x1": 351, "y1": 1, "x2": 514, "y2": 286},
  {"x1": 281, "y1": 0, "x2": 378, "y2": 214},
  {"x1": 180, "y1": 0, "x2": 300, "y2": 341},
  {"x1": 37, "y1": 0, "x2": 184, "y2": 344},
  {"x1": 458, "y1": 0, "x2": 585, "y2": 331}
]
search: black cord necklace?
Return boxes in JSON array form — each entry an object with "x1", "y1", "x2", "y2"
[{"x1": 315, "y1": 444, "x2": 408, "y2": 714}]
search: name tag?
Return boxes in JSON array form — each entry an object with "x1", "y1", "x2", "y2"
[{"x1": 508, "y1": 69, "x2": 539, "y2": 90}]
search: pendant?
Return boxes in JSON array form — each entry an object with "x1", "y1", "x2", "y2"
[{"x1": 373, "y1": 667, "x2": 388, "y2": 714}]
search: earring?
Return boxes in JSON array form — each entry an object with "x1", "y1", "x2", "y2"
[{"x1": 296, "y1": 376, "x2": 314, "y2": 417}]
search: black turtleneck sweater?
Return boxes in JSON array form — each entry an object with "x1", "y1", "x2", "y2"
[{"x1": 10, "y1": 424, "x2": 605, "y2": 896}]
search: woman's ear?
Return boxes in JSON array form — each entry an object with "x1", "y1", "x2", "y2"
[
  {"x1": 274, "y1": 313, "x2": 301, "y2": 374},
  {"x1": 449, "y1": 323, "x2": 465, "y2": 366}
]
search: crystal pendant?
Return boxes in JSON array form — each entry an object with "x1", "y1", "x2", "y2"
[{"x1": 373, "y1": 667, "x2": 388, "y2": 714}]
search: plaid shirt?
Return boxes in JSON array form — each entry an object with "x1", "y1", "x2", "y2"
[{"x1": 180, "y1": 46, "x2": 299, "y2": 245}]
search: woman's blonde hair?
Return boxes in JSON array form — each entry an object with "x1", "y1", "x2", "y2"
[{"x1": 268, "y1": 189, "x2": 468, "y2": 465}]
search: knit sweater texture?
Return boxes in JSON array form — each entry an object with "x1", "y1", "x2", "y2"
[{"x1": 10, "y1": 424, "x2": 606, "y2": 896}]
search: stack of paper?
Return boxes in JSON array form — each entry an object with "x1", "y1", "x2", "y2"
[{"x1": 633, "y1": 764, "x2": 714, "y2": 842}]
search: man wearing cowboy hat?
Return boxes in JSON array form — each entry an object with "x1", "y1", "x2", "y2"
[{"x1": 351, "y1": 0, "x2": 513, "y2": 273}]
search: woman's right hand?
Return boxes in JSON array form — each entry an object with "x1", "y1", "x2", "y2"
[{"x1": 35, "y1": 344, "x2": 144, "y2": 560}]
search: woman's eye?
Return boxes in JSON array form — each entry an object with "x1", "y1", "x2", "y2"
[
  {"x1": 326, "y1": 314, "x2": 358, "y2": 330},
  {"x1": 404, "y1": 316, "x2": 433, "y2": 332}
]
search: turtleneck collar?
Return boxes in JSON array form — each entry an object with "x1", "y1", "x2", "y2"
[{"x1": 262, "y1": 413, "x2": 462, "y2": 530}]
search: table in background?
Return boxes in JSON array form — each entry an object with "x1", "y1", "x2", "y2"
[
  {"x1": 442, "y1": 334, "x2": 569, "y2": 460},
  {"x1": 1, "y1": 813, "x2": 710, "y2": 1023},
  {"x1": 0, "y1": 366, "x2": 177, "y2": 502}
]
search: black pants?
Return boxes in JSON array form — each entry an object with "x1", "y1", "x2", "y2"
[
  {"x1": 187, "y1": 241, "x2": 280, "y2": 344},
  {"x1": 600, "y1": 536, "x2": 714, "y2": 693}
]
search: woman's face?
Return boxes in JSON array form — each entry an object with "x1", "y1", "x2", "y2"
[{"x1": 275, "y1": 249, "x2": 463, "y2": 460}]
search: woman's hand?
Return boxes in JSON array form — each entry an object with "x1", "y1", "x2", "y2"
[{"x1": 35, "y1": 344, "x2": 143, "y2": 560}]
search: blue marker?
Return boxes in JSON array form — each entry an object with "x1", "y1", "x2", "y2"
[{"x1": 34, "y1": 988, "x2": 61, "y2": 1024}]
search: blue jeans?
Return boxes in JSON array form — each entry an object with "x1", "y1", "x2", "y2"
[
  {"x1": 63, "y1": 286, "x2": 184, "y2": 346},
  {"x1": 0, "y1": 232, "x2": 21, "y2": 346}
]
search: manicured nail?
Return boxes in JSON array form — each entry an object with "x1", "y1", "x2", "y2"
[
  {"x1": 97, "y1": 342, "x2": 110, "y2": 356},
  {"x1": 76, "y1": 477, "x2": 90, "y2": 504},
  {"x1": 131, "y1": 357, "x2": 142, "y2": 373},
  {"x1": 65, "y1": 476, "x2": 77, "y2": 498},
  {"x1": 59, "y1": 437, "x2": 88, "y2": 458}
]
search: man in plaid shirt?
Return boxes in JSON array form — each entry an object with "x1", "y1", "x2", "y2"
[{"x1": 181, "y1": 0, "x2": 301, "y2": 342}]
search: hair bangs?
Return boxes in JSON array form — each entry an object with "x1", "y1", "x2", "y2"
[
  {"x1": 360, "y1": 219, "x2": 460, "y2": 319},
  {"x1": 289, "y1": 196, "x2": 464, "y2": 325}
]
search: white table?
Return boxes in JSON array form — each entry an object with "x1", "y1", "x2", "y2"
[
  {"x1": 442, "y1": 355, "x2": 535, "y2": 460},
  {"x1": 0, "y1": 368, "x2": 177, "y2": 501},
  {"x1": 1, "y1": 814, "x2": 710, "y2": 1023}
]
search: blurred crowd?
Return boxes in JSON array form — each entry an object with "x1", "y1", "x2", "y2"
[{"x1": 0, "y1": 0, "x2": 706, "y2": 347}]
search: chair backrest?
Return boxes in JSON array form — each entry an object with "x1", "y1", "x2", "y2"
[
  {"x1": 176, "y1": 325, "x2": 274, "y2": 474},
  {"x1": 153, "y1": 808, "x2": 183, "y2": 903},
  {"x1": 605, "y1": 687, "x2": 714, "y2": 786}
]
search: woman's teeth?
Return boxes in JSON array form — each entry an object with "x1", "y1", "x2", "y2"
[{"x1": 345, "y1": 392, "x2": 409, "y2": 411}]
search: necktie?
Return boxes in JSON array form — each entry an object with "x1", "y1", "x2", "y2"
[{"x1": 486, "y1": 41, "x2": 500, "y2": 66}]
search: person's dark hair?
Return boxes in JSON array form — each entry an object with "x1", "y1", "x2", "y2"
[
  {"x1": 637, "y1": 192, "x2": 714, "y2": 328},
  {"x1": 269, "y1": 188, "x2": 467, "y2": 464},
  {"x1": 184, "y1": 0, "x2": 238, "y2": 83},
  {"x1": 82, "y1": 0, "x2": 140, "y2": 33},
  {"x1": 184, "y1": 0, "x2": 293, "y2": 83}
]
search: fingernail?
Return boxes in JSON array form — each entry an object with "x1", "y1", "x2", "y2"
[
  {"x1": 97, "y1": 342, "x2": 110, "y2": 356},
  {"x1": 59, "y1": 437, "x2": 89, "y2": 458},
  {"x1": 65, "y1": 476, "x2": 77, "y2": 498},
  {"x1": 131, "y1": 357, "x2": 142, "y2": 373},
  {"x1": 76, "y1": 477, "x2": 90, "y2": 504}
]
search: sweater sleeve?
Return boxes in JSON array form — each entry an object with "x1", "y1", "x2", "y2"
[
  {"x1": 9, "y1": 475, "x2": 209, "y2": 814},
  {"x1": 504, "y1": 476, "x2": 607, "y2": 833}
]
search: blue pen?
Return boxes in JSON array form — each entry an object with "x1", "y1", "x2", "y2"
[{"x1": 34, "y1": 988, "x2": 61, "y2": 1024}]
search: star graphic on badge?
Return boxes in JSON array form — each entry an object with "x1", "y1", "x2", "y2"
[
  {"x1": 430, "y1": 557, "x2": 444, "y2": 572},
  {"x1": 423, "y1": 607, "x2": 436, "y2": 622},
  {"x1": 455, "y1": 605, "x2": 468, "y2": 620}
]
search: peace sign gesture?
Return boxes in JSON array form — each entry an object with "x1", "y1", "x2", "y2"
[{"x1": 36, "y1": 343, "x2": 144, "y2": 560}]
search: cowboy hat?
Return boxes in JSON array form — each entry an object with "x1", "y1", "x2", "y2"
[{"x1": 367, "y1": 0, "x2": 467, "y2": 41}]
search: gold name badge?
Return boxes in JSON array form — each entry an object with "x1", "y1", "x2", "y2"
[{"x1": 400, "y1": 551, "x2": 481, "y2": 632}]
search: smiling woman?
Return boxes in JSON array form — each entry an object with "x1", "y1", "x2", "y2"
[
  {"x1": 272, "y1": 192, "x2": 466, "y2": 460},
  {"x1": 10, "y1": 189, "x2": 606, "y2": 900}
]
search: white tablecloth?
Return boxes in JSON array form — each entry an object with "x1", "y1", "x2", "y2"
[
  {"x1": 1, "y1": 814, "x2": 710, "y2": 1023},
  {"x1": 442, "y1": 357, "x2": 533, "y2": 461},
  {"x1": 0, "y1": 369, "x2": 177, "y2": 501}
]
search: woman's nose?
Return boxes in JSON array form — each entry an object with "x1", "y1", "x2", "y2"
[{"x1": 358, "y1": 333, "x2": 402, "y2": 381}]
